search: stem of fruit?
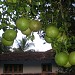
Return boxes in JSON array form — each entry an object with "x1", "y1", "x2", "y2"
[
  {"x1": 51, "y1": 41, "x2": 60, "y2": 54},
  {"x1": 59, "y1": 0, "x2": 64, "y2": 19},
  {"x1": 59, "y1": 0, "x2": 68, "y2": 34}
]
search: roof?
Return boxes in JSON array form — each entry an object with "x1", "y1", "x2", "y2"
[{"x1": 0, "y1": 50, "x2": 55, "y2": 61}]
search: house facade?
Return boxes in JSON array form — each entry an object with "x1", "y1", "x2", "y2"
[{"x1": 0, "y1": 50, "x2": 58, "y2": 75}]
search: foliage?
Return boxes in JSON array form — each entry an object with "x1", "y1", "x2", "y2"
[
  {"x1": 0, "y1": 0, "x2": 74, "y2": 31},
  {"x1": 0, "y1": 0, "x2": 75, "y2": 68}
]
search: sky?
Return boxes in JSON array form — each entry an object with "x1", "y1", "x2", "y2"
[{"x1": 13, "y1": 30, "x2": 52, "y2": 52}]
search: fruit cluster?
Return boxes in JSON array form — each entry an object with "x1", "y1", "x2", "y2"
[
  {"x1": 2, "y1": 29, "x2": 17, "y2": 46},
  {"x1": 16, "y1": 17, "x2": 42, "y2": 36},
  {"x1": 44, "y1": 25, "x2": 59, "y2": 43},
  {"x1": 55, "y1": 51, "x2": 75, "y2": 68},
  {"x1": 43, "y1": 24, "x2": 75, "y2": 68},
  {"x1": 1, "y1": 17, "x2": 42, "y2": 46}
]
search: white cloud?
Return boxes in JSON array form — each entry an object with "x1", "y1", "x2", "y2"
[{"x1": 32, "y1": 32, "x2": 52, "y2": 51}]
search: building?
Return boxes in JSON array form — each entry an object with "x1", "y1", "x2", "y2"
[{"x1": 0, "y1": 50, "x2": 58, "y2": 75}]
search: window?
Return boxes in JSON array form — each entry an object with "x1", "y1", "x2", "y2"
[
  {"x1": 4, "y1": 64, "x2": 23, "y2": 73},
  {"x1": 42, "y1": 63, "x2": 52, "y2": 72}
]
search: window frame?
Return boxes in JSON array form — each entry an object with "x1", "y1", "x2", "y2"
[
  {"x1": 3, "y1": 64, "x2": 23, "y2": 73},
  {"x1": 42, "y1": 63, "x2": 52, "y2": 72}
]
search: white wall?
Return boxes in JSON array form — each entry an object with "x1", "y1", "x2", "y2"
[
  {"x1": 23, "y1": 60, "x2": 42, "y2": 73},
  {"x1": 0, "y1": 63, "x2": 3, "y2": 74},
  {"x1": 52, "y1": 65, "x2": 58, "y2": 73},
  {"x1": 23, "y1": 64, "x2": 42, "y2": 73}
]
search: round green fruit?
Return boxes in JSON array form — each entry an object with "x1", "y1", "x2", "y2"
[
  {"x1": 29, "y1": 20, "x2": 42, "y2": 32},
  {"x1": 16, "y1": 17, "x2": 30, "y2": 31},
  {"x1": 44, "y1": 35, "x2": 52, "y2": 43},
  {"x1": 3, "y1": 29, "x2": 17, "y2": 41},
  {"x1": 21, "y1": 28, "x2": 32, "y2": 36},
  {"x1": 1, "y1": 38, "x2": 14, "y2": 46},
  {"x1": 55, "y1": 52, "x2": 68, "y2": 66},
  {"x1": 69, "y1": 51, "x2": 75, "y2": 65},
  {"x1": 46, "y1": 26, "x2": 59, "y2": 38}
]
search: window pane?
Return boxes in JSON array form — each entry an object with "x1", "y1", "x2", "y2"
[
  {"x1": 48, "y1": 64, "x2": 52, "y2": 72},
  {"x1": 4, "y1": 64, "x2": 8, "y2": 73},
  {"x1": 42, "y1": 64, "x2": 46, "y2": 71},
  {"x1": 3, "y1": 64, "x2": 23, "y2": 73},
  {"x1": 9, "y1": 65, "x2": 12, "y2": 72},
  {"x1": 19, "y1": 64, "x2": 23, "y2": 72},
  {"x1": 42, "y1": 63, "x2": 52, "y2": 72},
  {"x1": 14, "y1": 64, "x2": 17, "y2": 72}
]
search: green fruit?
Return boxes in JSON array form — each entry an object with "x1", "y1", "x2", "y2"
[
  {"x1": 16, "y1": 17, "x2": 30, "y2": 31},
  {"x1": 28, "y1": 0, "x2": 32, "y2": 4},
  {"x1": 55, "y1": 52, "x2": 68, "y2": 66},
  {"x1": 29, "y1": 20, "x2": 42, "y2": 32},
  {"x1": 44, "y1": 35, "x2": 52, "y2": 43},
  {"x1": 1, "y1": 38, "x2": 14, "y2": 46},
  {"x1": 7, "y1": 0, "x2": 12, "y2": 3},
  {"x1": 7, "y1": 0, "x2": 17, "y2": 3},
  {"x1": 64, "y1": 62, "x2": 71, "y2": 68},
  {"x1": 69, "y1": 51, "x2": 75, "y2": 65},
  {"x1": 12, "y1": 0, "x2": 17, "y2": 3},
  {"x1": 3, "y1": 29, "x2": 17, "y2": 41},
  {"x1": 21, "y1": 28, "x2": 32, "y2": 36},
  {"x1": 46, "y1": 26, "x2": 59, "y2": 38}
]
